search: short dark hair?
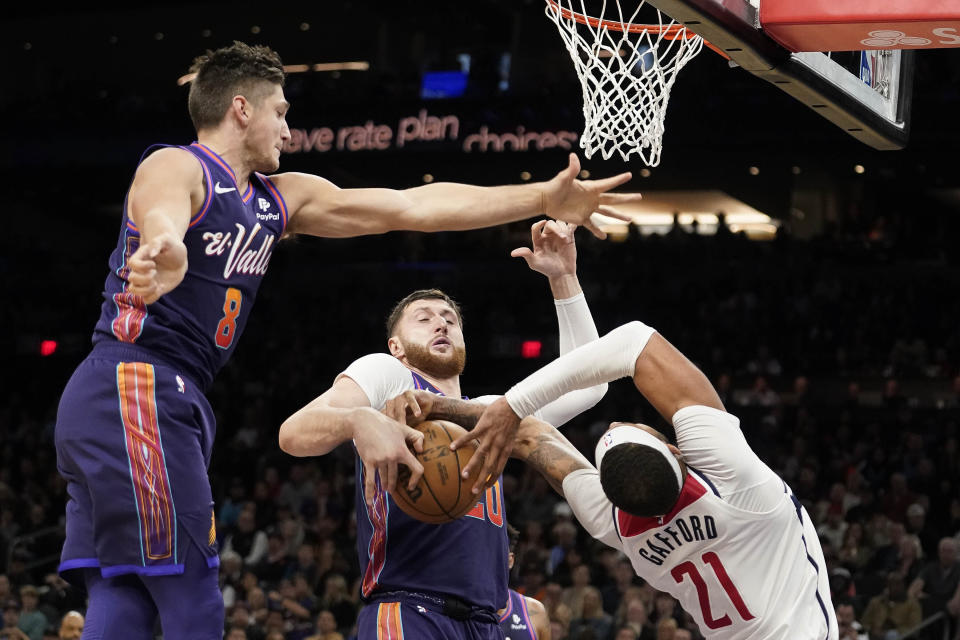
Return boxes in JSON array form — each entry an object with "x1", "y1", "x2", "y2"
[
  {"x1": 385, "y1": 289, "x2": 463, "y2": 340},
  {"x1": 507, "y1": 523, "x2": 520, "y2": 554},
  {"x1": 599, "y1": 443, "x2": 680, "y2": 517},
  {"x1": 187, "y1": 41, "x2": 285, "y2": 131}
]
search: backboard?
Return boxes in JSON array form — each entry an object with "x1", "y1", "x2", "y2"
[{"x1": 643, "y1": 0, "x2": 913, "y2": 149}]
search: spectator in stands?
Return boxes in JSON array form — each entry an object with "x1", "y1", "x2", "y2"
[
  {"x1": 285, "y1": 543, "x2": 320, "y2": 590},
  {"x1": 219, "y1": 479, "x2": 248, "y2": 530},
  {"x1": 652, "y1": 593, "x2": 679, "y2": 629},
  {"x1": 255, "y1": 530, "x2": 290, "y2": 585},
  {"x1": 224, "y1": 627, "x2": 247, "y2": 640},
  {"x1": 615, "y1": 596, "x2": 655, "y2": 640},
  {"x1": 655, "y1": 616, "x2": 678, "y2": 640},
  {"x1": 835, "y1": 600, "x2": 867, "y2": 640},
  {"x1": 818, "y1": 504, "x2": 849, "y2": 552},
  {"x1": 317, "y1": 574, "x2": 356, "y2": 634},
  {"x1": 569, "y1": 587, "x2": 613, "y2": 640},
  {"x1": 909, "y1": 538, "x2": 960, "y2": 621},
  {"x1": 55, "y1": 612, "x2": 82, "y2": 640},
  {"x1": 905, "y1": 503, "x2": 937, "y2": 558},
  {"x1": 562, "y1": 564, "x2": 593, "y2": 619},
  {"x1": 519, "y1": 558, "x2": 548, "y2": 603},
  {"x1": 602, "y1": 556, "x2": 639, "y2": 616},
  {"x1": 220, "y1": 550, "x2": 244, "y2": 609},
  {"x1": 867, "y1": 521, "x2": 906, "y2": 577},
  {"x1": 614, "y1": 627, "x2": 639, "y2": 640},
  {"x1": 246, "y1": 587, "x2": 270, "y2": 629},
  {"x1": 862, "y1": 571, "x2": 921, "y2": 639},
  {"x1": 895, "y1": 535, "x2": 925, "y2": 588},
  {"x1": 15, "y1": 587, "x2": 45, "y2": 640},
  {"x1": 838, "y1": 522, "x2": 872, "y2": 573},
  {"x1": 304, "y1": 610, "x2": 344, "y2": 640},
  {"x1": 225, "y1": 602, "x2": 262, "y2": 640},
  {"x1": 549, "y1": 519, "x2": 579, "y2": 578},
  {"x1": 1, "y1": 599, "x2": 28, "y2": 640},
  {"x1": 224, "y1": 509, "x2": 269, "y2": 567}
]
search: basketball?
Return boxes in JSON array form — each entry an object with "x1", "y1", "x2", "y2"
[{"x1": 392, "y1": 420, "x2": 482, "y2": 524}]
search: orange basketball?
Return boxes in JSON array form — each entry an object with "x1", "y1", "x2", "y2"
[{"x1": 392, "y1": 420, "x2": 482, "y2": 524}]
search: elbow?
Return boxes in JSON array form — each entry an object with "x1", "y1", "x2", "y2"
[
  {"x1": 278, "y1": 421, "x2": 306, "y2": 456},
  {"x1": 584, "y1": 383, "x2": 609, "y2": 410}
]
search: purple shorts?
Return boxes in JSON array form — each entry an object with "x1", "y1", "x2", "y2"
[
  {"x1": 55, "y1": 342, "x2": 220, "y2": 580},
  {"x1": 359, "y1": 591, "x2": 504, "y2": 640}
]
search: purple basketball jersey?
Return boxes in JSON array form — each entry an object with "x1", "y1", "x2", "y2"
[
  {"x1": 356, "y1": 372, "x2": 509, "y2": 612},
  {"x1": 92, "y1": 142, "x2": 288, "y2": 390},
  {"x1": 499, "y1": 590, "x2": 538, "y2": 640}
]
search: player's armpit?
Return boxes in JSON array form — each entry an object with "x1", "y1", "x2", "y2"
[
  {"x1": 632, "y1": 332, "x2": 725, "y2": 421},
  {"x1": 127, "y1": 146, "x2": 205, "y2": 234},
  {"x1": 278, "y1": 377, "x2": 373, "y2": 456}
]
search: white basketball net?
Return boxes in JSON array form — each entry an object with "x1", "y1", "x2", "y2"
[{"x1": 545, "y1": 0, "x2": 705, "y2": 165}]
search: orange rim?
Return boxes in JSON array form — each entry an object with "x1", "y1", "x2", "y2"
[{"x1": 545, "y1": 0, "x2": 728, "y2": 58}]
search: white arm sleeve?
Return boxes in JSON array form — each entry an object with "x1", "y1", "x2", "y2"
[
  {"x1": 555, "y1": 293, "x2": 600, "y2": 355},
  {"x1": 505, "y1": 321, "x2": 655, "y2": 419},
  {"x1": 471, "y1": 295, "x2": 608, "y2": 428},
  {"x1": 534, "y1": 293, "x2": 608, "y2": 427},
  {"x1": 673, "y1": 405, "x2": 784, "y2": 513},
  {"x1": 338, "y1": 353, "x2": 415, "y2": 411},
  {"x1": 561, "y1": 468, "x2": 622, "y2": 549}
]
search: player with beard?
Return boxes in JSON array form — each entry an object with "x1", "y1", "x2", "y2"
[{"x1": 279, "y1": 220, "x2": 604, "y2": 639}]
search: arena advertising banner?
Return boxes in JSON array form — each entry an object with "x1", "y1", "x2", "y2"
[{"x1": 283, "y1": 108, "x2": 580, "y2": 155}]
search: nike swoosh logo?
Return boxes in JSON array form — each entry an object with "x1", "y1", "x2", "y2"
[{"x1": 214, "y1": 181, "x2": 236, "y2": 194}]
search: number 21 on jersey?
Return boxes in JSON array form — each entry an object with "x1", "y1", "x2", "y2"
[
  {"x1": 215, "y1": 287, "x2": 242, "y2": 349},
  {"x1": 672, "y1": 552, "x2": 755, "y2": 629}
]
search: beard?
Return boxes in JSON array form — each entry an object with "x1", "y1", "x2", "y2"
[{"x1": 401, "y1": 339, "x2": 466, "y2": 378}]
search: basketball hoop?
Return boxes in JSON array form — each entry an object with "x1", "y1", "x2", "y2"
[{"x1": 545, "y1": 0, "x2": 716, "y2": 165}]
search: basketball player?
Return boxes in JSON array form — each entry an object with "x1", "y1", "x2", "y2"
[
  {"x1": 500, "y1": 524, "x2": 551, "y2": 640},
  {"x1": 434, "y1": 320, "x2": 840, "y2": 639},
  {"x1": 52, "y1": 41, "x2": 640, "y2": 640},
  {"x1": 279, "y1": 220, "x2": 604, "y2": 639}
]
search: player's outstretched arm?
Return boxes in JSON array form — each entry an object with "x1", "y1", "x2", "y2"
[
  {"x1": 125, "y1": 147, "x2": 204, "y2": 304},
  {"x1": 513, "y1": 219, "x2": 607, "y2": 424},
  {"x1": 271, "y1": 153, "x2": 639, "y2": 240},
  {"x1": 279, "y1": 376, "x2": 425, "y2": 506},
  {"x1": 504, "y1": 320, "x2": 724, "y2": 425},
  {"x1": 454, "y1": 321, "x2": 724, "y2": 489}
]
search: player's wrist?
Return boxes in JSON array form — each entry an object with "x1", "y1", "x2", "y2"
[{"x1": 549, "y1": 273, "x2": 581, "y2": 299}]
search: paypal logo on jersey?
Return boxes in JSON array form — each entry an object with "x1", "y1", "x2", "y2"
[{"x1": 256, "y1": 197, "x2": 280, "y2": 221}]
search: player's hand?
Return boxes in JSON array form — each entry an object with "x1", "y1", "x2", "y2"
[
  {"x1": 382, "y1": 390, "x2": 438, "y2": 427},
  {"x1": 511, "y1": 219, "x2": 577, "y2": 280},
  {"x1": 352, "y1": 410, "x2": 425, "y2": 506},
  {"x1": 541, "y1": 153, "x2": 641, "y2": 239},
  {"x1": 126, "y1": 232, "x2": 188, "y2": 304},
  {"x1": 450, "y1": 396, "x2": 521, "y2": 495}
]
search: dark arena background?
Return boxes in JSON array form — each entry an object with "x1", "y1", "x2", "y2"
[{"x1": 2, "y1": 2, "x2": 959, "y2": 639}]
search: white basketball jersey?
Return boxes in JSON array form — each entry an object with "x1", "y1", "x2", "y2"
[{"x1": 563, "y1": 405, "x2": 838, "y2": 640}]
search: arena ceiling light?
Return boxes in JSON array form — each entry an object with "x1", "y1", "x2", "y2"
[
  {"x1": 591, "y1": 190, "x2": 780, "y2": 240},
  {"x1": 177, "y1": 61, "x2": 370, "y2": 85}
]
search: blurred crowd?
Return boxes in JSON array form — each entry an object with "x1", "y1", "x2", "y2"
[{"x1": 2, "y1": 206, "x2": 960, "y2": 639}]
